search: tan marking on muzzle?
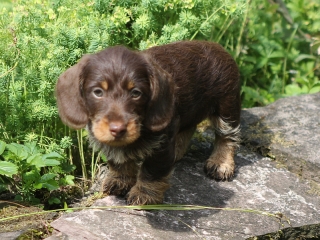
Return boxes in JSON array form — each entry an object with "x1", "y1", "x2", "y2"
[{"x1": 92, "y1": 117, "x2": 141, "y2": 146}]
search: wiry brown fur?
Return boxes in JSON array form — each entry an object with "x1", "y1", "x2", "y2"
[{"x1": 56, "y1": 40, "x2": 241, "y2": 205}]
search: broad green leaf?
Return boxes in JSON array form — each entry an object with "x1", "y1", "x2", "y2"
[
  {"x1": 285, "y1": 84, "x2": 302, "y2": 96},
  {"x1": 312, "y1": 82, "x2": 320, "y2": 88},
  {"x1": 28, "y1": 153, "x2": 61, "y2": 167},
  {"x1": 0, "y1": 161, "x2": 18, "y2": 177},
  {"x1": 15, "y1": 195, "x2": 23, "y2": 201},
  {"x1": 40, "y1": 152, "x2": 62, "y2": 166},
  {"x1": 0, "y1": 141, "x2": 6, "y2": 155},
  {"x1": 43, "y1": 159, "x2": 60, "y2": 166},
  {"x1": 0, "y1": 183, "x2": 9, "y2": 193},
  {"x1": 295, "y1": 77, "x2": 309, "y2": 85},
  {"x1": 49, "y1": 197, "x2": 61, "y2": 205},
  {"x1": 27, "y1": 153, "x2": 44, "y2": 168},
  {"x1": 23, "y1": 171, "x2": 40, "y2": 183},
  {"x1": 6, "y1": 143, "x2": 29, "y2": 160},
  {"x1": 295, "y1": 54, "x2": 316, "y2": 63},
  {"x1": 256, "y1": 57, "x2": 268, "y2": 69},
  {"x1": 40, "y1": 173, "x2": 57, "y2": 182},
  {"x1": 34, "y1": 182, "x2": 43, "y2": 189},
  {"x1": 24, "y1": 142, "x2": 41, "y2": 155},
  {"x1": 60, "y1": 162, "x2": 76, "y2": 173},
  {"x1": 42, "y1": 179, "x2": 59, "y2": 191},
  {"x1": 101, "y1": 153, "x2": 108, "y2": 162},
  {"x1": 309, "y1": 86, "x2": 320, "y2": 94},
  {"x1": 64, "y1": 175, "x2": 75, "y2": 185},
  {"x1": 42, "y1": 152, "x2": 63, "y2": 160},
  {"x1": 269, "y1": 51, "x2": 284, "y2": 58}
]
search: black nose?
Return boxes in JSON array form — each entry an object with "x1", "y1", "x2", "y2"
[{"x1": 109, "y1": 122, "x2": 127, "y2": 138}]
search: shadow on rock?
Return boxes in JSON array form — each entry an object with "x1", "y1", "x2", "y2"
[
  {"x1": 240, "y1": 109, "x2": 275, "y2": 158},
  {"x1": 144, "y1": 155, "x2": 235, "y2": 232}
]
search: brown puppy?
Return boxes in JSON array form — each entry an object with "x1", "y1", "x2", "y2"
[{"x1": 56, "y1": 41, "x2": 241, "y2": 205}]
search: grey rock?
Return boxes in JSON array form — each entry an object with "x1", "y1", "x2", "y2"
[
  {"x1": 0, "y1": 231, "x2": 24, "y2": 240},
  {"x1": 241, "y1": 92, "x2": 320, "y2": 183},
  {"x1": 48, "y1": 93, "x2": 320, "y2": 240}
]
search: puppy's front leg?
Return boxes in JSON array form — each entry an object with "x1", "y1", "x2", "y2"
[
  {"x1": 102, "y1": 160, "x2": 138, "y2": 197},
  {"x1": 126, "y1": 139, "x2": 175, "y2": 205}
]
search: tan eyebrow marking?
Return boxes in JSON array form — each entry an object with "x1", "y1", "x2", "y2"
[
  {"x1": 127, "y1": 80, "x2": 135, "y2": 90},
  {"x1": 101, "y1": 81, "x2": 108, "y2": 90}
]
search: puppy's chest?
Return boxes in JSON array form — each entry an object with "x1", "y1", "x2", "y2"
[{"x1": 87, "y1": 129, "x2": 166, "y2": 164}]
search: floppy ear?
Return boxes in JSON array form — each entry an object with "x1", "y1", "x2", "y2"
[
  {"x1": 55, "y1": 56, "x2": 90, "y2": 129},
  {"x1": 144, "y1": 57, "x2": 175, "y2": 132}
]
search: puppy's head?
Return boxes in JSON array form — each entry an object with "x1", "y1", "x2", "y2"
[{"x1": 56, "y1": 46, "x2": 174, "y2": 147}]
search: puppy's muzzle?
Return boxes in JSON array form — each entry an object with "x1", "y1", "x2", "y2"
[
  {"x1": 109, "y1": 121, "x2": 127, "y2": 138},
  {"x1": 92, "y1": 117, "x2": 141, "y2": 147}
]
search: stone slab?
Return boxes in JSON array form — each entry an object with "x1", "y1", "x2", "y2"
[
  {"x1": 241, "y1": 92, "x2": 320, "y2": 183},
  {"x1": 47, "y1": 93, "x2": 320, "y2": 239},
  {"x1": 48, "y1": 147, "x2": 320, "y2": 239}
]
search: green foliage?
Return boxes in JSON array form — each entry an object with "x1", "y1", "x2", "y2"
[
  {"x1": 0, "y1": 141, "x2": 75, "y2": 205},
  {"x1": 0, "y1": 0, "x2": 247, "y2": 142},
  {"x1": 239, "y1": 0, "x2": 320, "y2": 107}
]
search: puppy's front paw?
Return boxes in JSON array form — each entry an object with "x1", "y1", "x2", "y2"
[
  {"x1": 126, "y1": 188, "x2": 162, "y2": 205},
  {"x1": 126, "y1": 180, "x2": 169, "y2": 205},
  {"x1": 102, "y1": 176, "x2": 136, "y2": 197},
  {"x1": 204, "y1": 160, "x2": 234, "y2": 181}
]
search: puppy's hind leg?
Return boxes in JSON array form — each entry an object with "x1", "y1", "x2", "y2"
[
  {"x1": 204, "y1": 116, "x2": 240, "y2": 181},
  {"x1": 175, "y1": 126, "x2": 196, "y2": 161}
]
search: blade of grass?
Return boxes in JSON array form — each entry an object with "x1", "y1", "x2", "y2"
[{"x1": 0, "y1": 204, "x2": 290, "y2": 227}]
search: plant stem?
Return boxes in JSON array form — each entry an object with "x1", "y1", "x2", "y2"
[
  {"x1": 68, "y1": 128, "x2": 73, "y2": 165},
  {"x1": 235, "y1": 0, "x2": 251, "y2": 59},
  {"x1": 190, "y1": 5, "x2": 225, "y2": 41},
  {"x1": 77, "y1": 130, "x2": 87, "y2": 180},
  {"x1": 282, "y1": 24, "x2": 299, "y2": 94},
  {"x1": 91, "y1": 145, "x2": 95, "y2": 182}
]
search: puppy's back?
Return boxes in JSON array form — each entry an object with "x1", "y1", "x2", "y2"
[{"x1": 144, "y1": 41, "x2": 240, "y2": 129}]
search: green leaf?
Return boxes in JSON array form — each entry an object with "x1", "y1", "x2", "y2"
[
  {"x1": 311, "y1": 82, "x2": 320, "y2": 88},
  {"x1": 24, "y1": 142, "x2": 41, "y2": 155},
  {"x1": 60, "y1": 162, "x2": 76, "y2": 173},
  {"x1": 27, "y1": 153, "x2": 44, "y2": 168},
  {"x1": 0, "y1": 161, "x2": 18, "y2": 177},
  {"x1": 0, "y1": 141, "x2": 6, "y2": 155},
  {"x1": 284, "y1": 84, "x2": 308, "y2": 96},
  {"x1": 295, "y1": 76, "x2": 309, "y2": 85},
  {"x1": 42, "y1": 179, "x2": 59, "y2": 191},
  {"x1": 43, "y1": 159, "x2": 60, "y2": 166},
  {"x1": 64, "y1": 175, "x2": 75, "y2": 185},
  {"x1": 33, "y1": 182, "x2": 43, "y2": 189},
  {"x1": 0, "y1": 183, "x2": 9, "y2": 193},
  {"x1": 42, "y1": 152, "x2": 62, "y2": 166},
  {"x1": 49, "y1": 197, "x2": 61, "y2": 205},
  {"x1": 40, "y1": 173, "x2": 57, "y2": 182},
  {"x1": 309, "y1": 86, "x2": 320, "y2": 94},
  {"x1": 6, "y1": 143, "x2": 29, "y2": 160},
  {"x1": 295, "y1": 54, "x2": 316, "y2": 63},
  {"x1": 101, "y1": 153, "x2": 108, "y2": 163},
  {"x1": 23, "y1": 171, "x2": 41, "y2": 183},
  {"x1": 42, "y1": 152, "x2": 63, "y2": 160},
  {"x1": 256, "y1": 57, "x2": 268, "y2": 69},
  {"x1": 269, "y1": 51, "x2": 284, "y2": 58},
  {"x1": 15, "y1": 195, "x2": 23, "y2": 201}
]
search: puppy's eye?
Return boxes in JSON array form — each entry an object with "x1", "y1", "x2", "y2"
[
  {"x1": 93, "y1": 88, "x2": 104, "y2": 98},
  {"x1": 131, "y1": 88, "x2": 142, "y2": 99}
]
